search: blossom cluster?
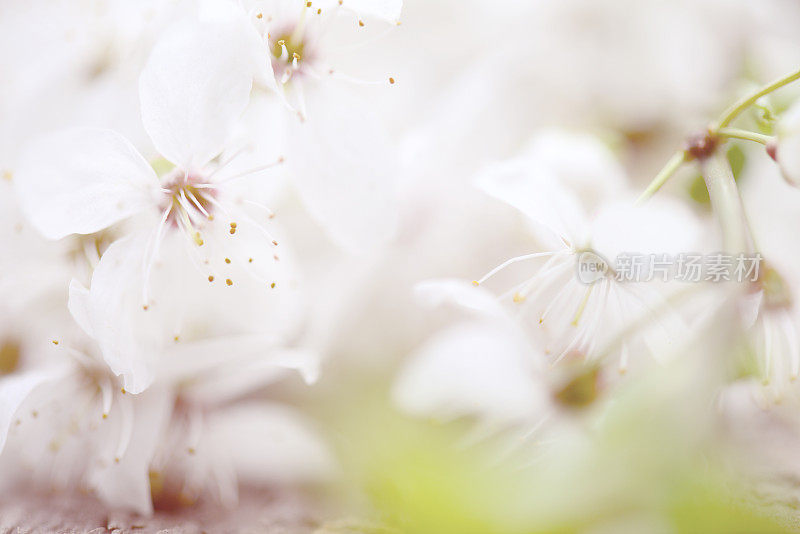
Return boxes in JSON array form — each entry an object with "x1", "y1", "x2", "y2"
[{"x1": 5, "y1": 0, "x2": 800, "y2": 531}]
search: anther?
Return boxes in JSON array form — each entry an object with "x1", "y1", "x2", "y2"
[
  {"x1": 256, "y1": 13, "x2": 263, "y2": 18},
  {"x1": 472, "y1": 281, "x2": 479, "y2": 286},
  {"x1": 52, "y1": 340, "x2": 59, "y2": 345},
  {"x1": 208, "y1": 275, "x2": 215, "y2": 282},
  {"x1": 358, "y1": 19, "x2": 365, "y2": 27},
  {"x1": 226, "y1": 279, "x2": 233, "y2": 286},
  {"x1": 389, "y1": 77, "x2": 396, "y2": 84},
  {"x1": 270, "y1": 282, "x2": 276, "y2": 288},
  {"x1": 225, "y1": 258, "x2": 231, "y2": 264}
]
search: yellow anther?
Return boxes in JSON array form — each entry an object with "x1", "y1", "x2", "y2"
[{"x1": 226, "y1": 279, "x2": 233, "y2": 286}]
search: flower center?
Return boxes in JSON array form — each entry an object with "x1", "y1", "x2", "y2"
[{"x1": 162, "y1": 175, "x2": 216, "y2": 247}]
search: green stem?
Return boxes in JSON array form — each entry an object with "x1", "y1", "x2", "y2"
[
  {"x1": 716, "y1": 127, "x2": 772, "y2": 145},
  {"x1": 702, "y1": 151, "x2": 750, "y2": 253},
  {"x1": 714, "y1": 67, "x2": 800, "y2": 129},
  {"x1": 635, "y1": 150, "x2": 686, "y2": 205}
]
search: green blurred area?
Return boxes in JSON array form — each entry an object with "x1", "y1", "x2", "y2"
[{"x1": 313, "y1": 366, "x2": 791, "y2": 534}]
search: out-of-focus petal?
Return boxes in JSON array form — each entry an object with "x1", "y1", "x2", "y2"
[
  {"x1": 0, "y1": 370, "x2": 55, "y2": 453},
  {"x1": 414, "y1": 278, "x2": 506, "y2": 318},
  {"x1": 89, "y1": 385, "x2": 173, "y2": 516},
  {"x1": 286, "y1": 84, "x2": 399, "y2": 252},
  {"x1": 14, "y1": 128, "x2": 158, "y2": 240},
  {"x1": 591, "y1": 197, "x2": 702, "y2": 261},
  {"x1": 392, "y1": 321, "x2": 550, "y2": 423},
  {"x1": 204, "y1": 402, "x2": 335, "y2": 485},
  {"x1": 139, "y1": 20, "x2": 255, "y2": 171},
  {"x1": 336, "y1": 0, "x2": 403, "y2": 23}
]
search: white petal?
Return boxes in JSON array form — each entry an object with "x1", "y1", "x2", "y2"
[
  {"x1": 591, "y1": 197, "x2": 702, "y2": 260},
  {"x1": 523, "y1": 131, "x2": 627, "y2": 204},
  {"x1": 205, "y1": 403, "x2": 335, "y2": 484},
  {"x1": 163, "y1": 340, "x2": 321, "y2": 403},
  {"x1": 414, "y1": 278, "x2": 506, "y2": 318},
  {"x1": 286, "y1": 84, "x2": 399, "y2": 252},
  {"x1": 69, "y1": 234, "x2": 154, "y2": 394},
  {"x1": 14, "y1": 128, "x2": 158, "y2": 239},
  {"x1": 139, "y1": 20, "x2": 256, "y2": 171},
  {"x1": 392, "y1": 321, "x2": 550, "y2": 423},
  {"x1": 475, "y1": 158, "x2": 588, "y2": 246},
  {"x1": 89, "y1": 386, "x2": 172, "y2": 516},
  {"x1": 0, "y1": 370, "x2": 55, "y2": 453},
  {"x1": 337, "y1": 0, "x2": 402, "y2": 22}
]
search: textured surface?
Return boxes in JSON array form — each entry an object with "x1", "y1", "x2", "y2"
[{"x1": 0, "y1": 488, "x2": 323, "y2": 534}]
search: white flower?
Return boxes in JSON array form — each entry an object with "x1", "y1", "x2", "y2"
[
  {"x1": 393, "y1": 279, "x2": 552, "y2": 426},
  {"x1": 196, "y1": 0, "x2": 404, "y2": 252},
  {"x1": 0, "y1": 341, "x2": 172, "y2": 515},
  {"x1": 14, "y1": 21, "x2": 306, "y2": 393},
  {"x1": 473, "y1": 133, "x2": 699, "y2": 373},
  {"x1": 149, "y1": 400, "x2": 334, "y2": 509},
  {"x1": 736, "y1": 160, "x2": 800, "y2": 398}
]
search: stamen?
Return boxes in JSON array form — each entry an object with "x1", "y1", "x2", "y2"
[
  {"x1": 474, "y1": 252, "x2": 555, "y2": 286},
  {"x1": 572, "y1": 284, "x2": 596, "y2": 326},
  {"x1": 780, "y1": 312, "x2": 800, "y2": 379},
  {"x1": 142, "y1": 203, "x2": 172, "y2": 307},
  {"x1": 114, "y1": 394, "x2": 134, "y2": 463},
  {"x1": 100, "y1": 378, "x2": 113, "y2": 419},
  {"x1": 763, "y1": 319, "x2": 774, "y2": 384}
]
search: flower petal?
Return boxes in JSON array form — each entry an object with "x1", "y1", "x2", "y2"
[
  {"x1": 286, "y1": 84, "x2": 399, "y2": 252},
  {"x1": 475, "y1": 158, "x2": 588, "y2": 246},
  {"x1": 323, "y1": 0, "x2": 403, "y2": 23},
  {"x1": 89, "y1": 385, "x2": 173, "y2": 516},
  {"x1": 69, "y1": 234, "x2": 154, "y2": 394},
  {"x1": 205, "y1": 402, "x2": 335, "y2": 485},
  {"x1": 14, "y1": 128, "x2": 158, "y2": 240},
  {"x1": 0, "y1": 370, "x2": 56, "y2": 453},
  {"x1": 139, "y1": 20, "x2": 256, "y2": 171},
  {"x1": 392, "y1": 321, "x2": 550, "y2": 423}
]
